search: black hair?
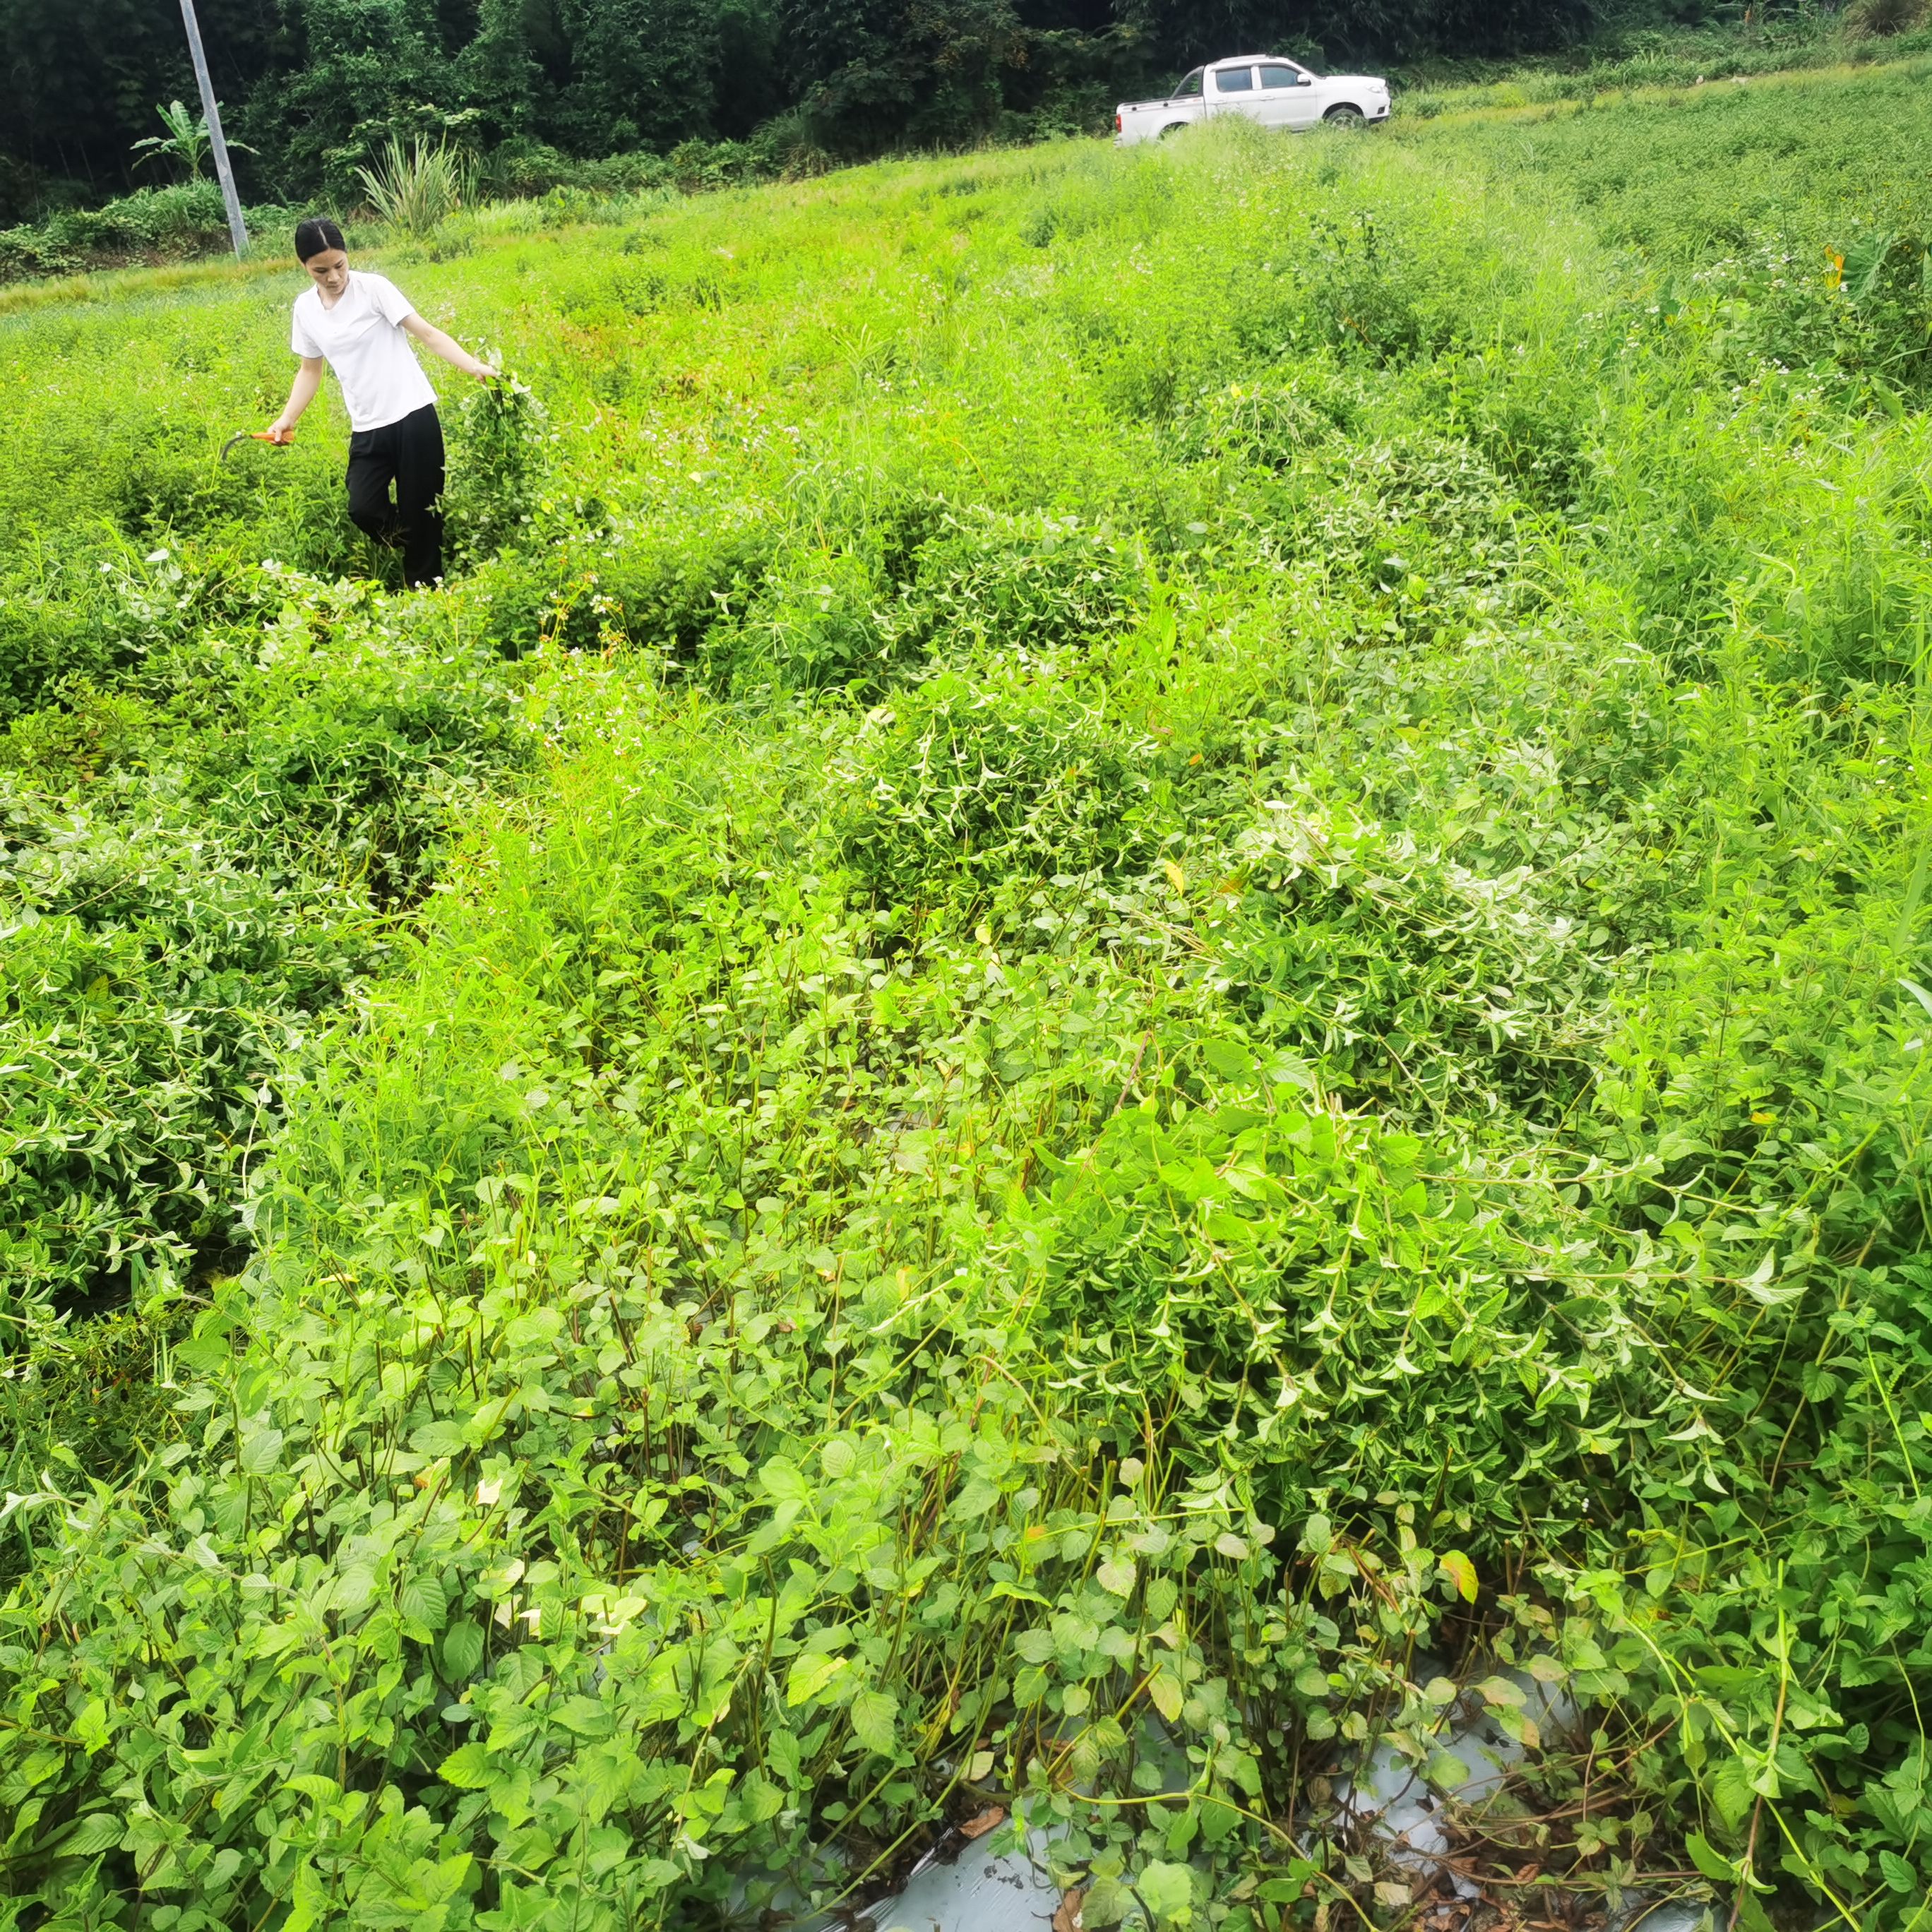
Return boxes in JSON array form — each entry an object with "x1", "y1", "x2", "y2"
[{"x1": 294, "y1": 216, "x2": 346, "y2": 262}]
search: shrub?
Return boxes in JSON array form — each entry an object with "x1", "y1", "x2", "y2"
[
  {"x1": 1846, "y1": 0, "x2": 1928, "y2": 35},
  {"x1": 193, "y1": 601, "x2": 539, "y2": 904},
  {"x1": 0, "y1": 568, "x2": 119, "y2": 721},
  {"x1": 899, "y1": 509, "x2": 1148, "y2": 661},
  {"x1": 0, "y1": 792, "x2": 381, "y2": 1328},
  {"x1": 830, "y1": 659, "x2": 1159, "y2": 910},
  {"x1": 0, "y1": 188, "x2": 304, "y2": 279},
  {"x1": 701, "y1": 548, "x2": 900, "y2": 693},
  {"x1": 1216, "y1": 794, "x2": 1610, "y2": 1121},
  {"x1": 594, "y1": 508, "x2": 780, "y2": 663}
]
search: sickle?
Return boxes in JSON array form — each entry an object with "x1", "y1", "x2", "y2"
[{"x1": 221, "y1": 431, "x2": 290, "y2": 463}]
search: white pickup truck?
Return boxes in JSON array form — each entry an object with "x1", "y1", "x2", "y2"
[{"x1": 1114, "y1": 56, "x2": 1390, "y2": 143}]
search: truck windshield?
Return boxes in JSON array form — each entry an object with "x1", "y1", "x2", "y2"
[{"x1": 1172, "y1": 68, "x2": 1203, "y2": 97}]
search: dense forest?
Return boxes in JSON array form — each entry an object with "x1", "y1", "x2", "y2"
[{"x1": 4, "y1": 0, "x2": 1666, "y2": 220}]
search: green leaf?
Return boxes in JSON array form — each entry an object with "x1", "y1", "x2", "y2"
[
  {"x1": 1880, "y1": 1849, "x2": 1918, "y2": 1893},
  {"x1": 556, "y1": 1695, "x2": 612, "y2": 1737},
  {"x1": 400, "y1": 1570, "x2": 449, "y2": 1632},
  {"x1": 410, "y1": 1419, "x2": 470, "y2": 1457},
  {"x1": 55, "y1": 1813, "x2": 124, "y2": 1857},
  {"x1": 503, "y1": 1307, "x2": 563, "y2": 1352},
  {"x1": 438, "y1": 1741, "x2": 494, "y2": 1790},
  {"x1": 239, "y1": 1426, "x2": 285, "y2": 1475},
  {"x1": 989, "y1": 1580, "x2": 1051, "y2": 1605},
  {"x1": 1138, "y1": 1860, "x2": 1195, "y2": 1926},
  {"x1": 849, "y1": 1687, "x2": 898, "y2": 1755},
  {"x1": 950, "y1": 1476, "x2": 1000, "y2": 1520},
  {"x1": 1440, "y1": 1551, "x2": 1477, "y2": 1603},
  {"x1": 1710, "y1": 1754, "x2": 1755, "y2": 1827},
  {"x1": 761, "y1": 1455, "x2": 812, "y2": 1506},
  {"x1": 441, "y1": 1620, "x2": 485, "y2": 1679},
  {"x1": 1685, "y1": 1832, "x2": 1736, "y2": 1883}
]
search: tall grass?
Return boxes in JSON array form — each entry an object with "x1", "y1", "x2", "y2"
[{"x1": 357, "y1": 136, "x2": 472, "y2": 239}]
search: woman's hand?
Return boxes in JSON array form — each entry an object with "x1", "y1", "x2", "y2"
[{"x1": 264, "y1": 419, "x2": 297, "y2": 443}]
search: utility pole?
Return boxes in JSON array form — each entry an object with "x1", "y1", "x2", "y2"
[{"x1": 177, "y1": 0, "x2": 249, "y2": 258}]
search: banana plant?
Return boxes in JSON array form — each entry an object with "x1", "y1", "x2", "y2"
[{"x1": 131, "y1": 98, "x2": 254, "y2": 180}]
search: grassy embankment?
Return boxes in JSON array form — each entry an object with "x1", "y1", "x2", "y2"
[{"x1": 4, "y1": 65, "x2": 1932, "y2": 1932}]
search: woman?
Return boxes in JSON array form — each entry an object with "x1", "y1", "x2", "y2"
[{"x1": 266, "y1": 216, "x2": 497, "y2": 588}]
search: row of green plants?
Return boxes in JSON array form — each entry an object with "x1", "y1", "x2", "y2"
[
  {"x1": 1402, "y1": 0, "x2": 1932, "y2": 109},
  {"x1": 0, "y1": 135, "x2": 799, "y2": 284},
  {"x1": 2, "y1": 73, "x2": 1931, "y2": 1930}
]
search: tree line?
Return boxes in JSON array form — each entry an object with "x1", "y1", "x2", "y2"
[{"x1": 3, "y1": 0, "x2": 1659, "y2": 222}]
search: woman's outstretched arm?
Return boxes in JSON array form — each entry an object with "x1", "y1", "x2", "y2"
[{"x1": 401, "y1": 314, "x2": 499, "y2": 381}]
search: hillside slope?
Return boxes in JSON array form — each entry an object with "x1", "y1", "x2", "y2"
[{"x1": 3, "y1": 78, "x2": 1931, "y2": 1930}]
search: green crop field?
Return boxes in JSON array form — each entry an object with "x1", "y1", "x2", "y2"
[{"x1": 4, "y1": 59, "x2": 1932, "y2": 1932}]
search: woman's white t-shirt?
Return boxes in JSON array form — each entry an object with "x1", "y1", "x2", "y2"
[{"x1": 291, "y1": 271, "x2": 438, "y2": 432}]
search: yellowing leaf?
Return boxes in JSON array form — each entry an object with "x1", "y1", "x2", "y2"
[
  {"x1": 1148, "y1": 1666, "x2": 1184, "y2": 1723},
  {"x1": 1440, "y1": 1550, "x2": 1478, "y2": 1603},
  {"x1": 786, "y1": 1651, "x2": 850, "y2": 1707}
]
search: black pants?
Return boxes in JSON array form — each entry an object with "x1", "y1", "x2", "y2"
[{"x1": 347, "y1": 403, "x2": 444, "y2": 588}]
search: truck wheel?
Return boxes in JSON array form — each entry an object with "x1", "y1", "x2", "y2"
[
  {"x1": 1158, "y1": 121, "x2": 1191, "y2": 139},
  {"x1": 1323, "y1": 104, "x2": 1365, "y2": 125}
]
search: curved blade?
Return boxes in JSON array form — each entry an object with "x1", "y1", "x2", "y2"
[{"x1": 220, "y1": 432, "x2": 251, "y2": 463}]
